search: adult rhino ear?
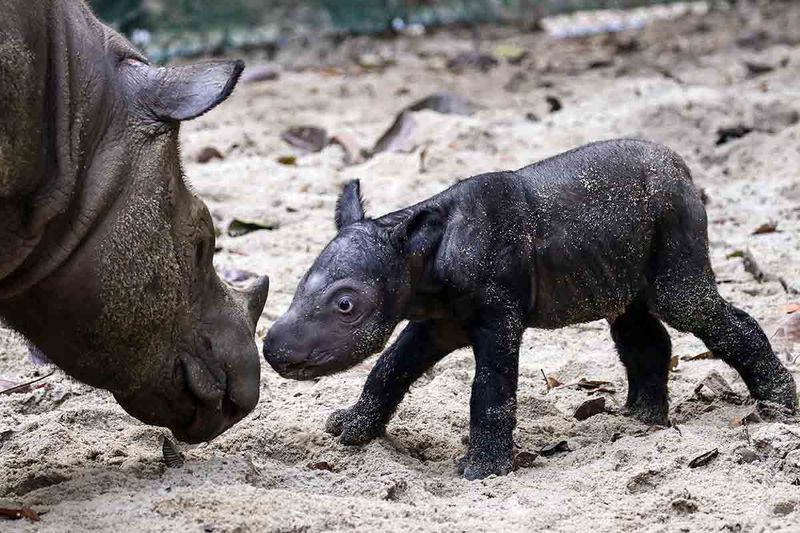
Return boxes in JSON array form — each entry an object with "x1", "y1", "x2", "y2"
[
  {"x1": 123, "y1": 59, "x2": 244, "y2": 122},
  {"x1": 335, "y1": 180, "x2": 366, "y2": 230}
]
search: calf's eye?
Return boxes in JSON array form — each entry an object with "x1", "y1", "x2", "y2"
[{"x1": 337, "y1": 297, "x2": 354, "y2": 314}]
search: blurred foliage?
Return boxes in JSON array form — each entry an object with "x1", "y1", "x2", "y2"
[
  {"x1": 88, "y1": 0, "x2": 689, "y2": 60},
  {"x1": 90, "y1": 0, "x2": 689, "y2": 34},
  {"x1": 90, "y1": 0, "x2": 148, "y2": 35}
]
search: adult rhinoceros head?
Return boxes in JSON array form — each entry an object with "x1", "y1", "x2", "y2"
[{"x1": 0, "y1": 0, "x2": 268, "y2": 443}]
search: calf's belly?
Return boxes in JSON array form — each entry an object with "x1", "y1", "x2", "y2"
[{"x1": 526, "y1": 239, "x2": 650, "y2": 329}]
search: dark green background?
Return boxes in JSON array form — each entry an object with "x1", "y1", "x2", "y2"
[{"x1": 89, "y1": 0, "x2": 687, "y2": 36}]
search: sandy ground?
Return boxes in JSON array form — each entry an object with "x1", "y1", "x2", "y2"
[{"x1": 3, "y1": 2, "x2": 800, "y2": 531}]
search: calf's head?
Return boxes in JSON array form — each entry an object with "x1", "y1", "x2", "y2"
[
  {"x1": 263, "y1": 180, "x2": 442, "y2": 379},
  {"x1": 3, "y1": 15, "x2": 268, "y2": 442}
]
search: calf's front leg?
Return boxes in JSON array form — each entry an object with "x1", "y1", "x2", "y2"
[
  {"x1": 458, "y1": 313, "x2": 523, "y2": 480},
  {"x1": 326, "y1": 318, "x2": 468, "y2": 445}
]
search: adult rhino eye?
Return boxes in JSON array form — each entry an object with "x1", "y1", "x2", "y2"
[{"x1": 337, "y1": 296, "x2": 354, "y2": 314}]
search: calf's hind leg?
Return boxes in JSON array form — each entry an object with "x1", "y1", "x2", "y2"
[
  {"x1": 649, "y1": 180, "x2": 796, "y2": 410},
  {"x1": 610, "y1": 301, "x2": 672, "y2": 426},
  {"x1": 652, "y1": 279, "x2": 797, "y2": 410},
  {"x1": 326, "y1": 318, "x2": 468, "y2": 445}
]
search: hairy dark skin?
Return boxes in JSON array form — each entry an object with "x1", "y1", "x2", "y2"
[{"x1": 264, "y1": 139, "x2": 798, "y2": 480}]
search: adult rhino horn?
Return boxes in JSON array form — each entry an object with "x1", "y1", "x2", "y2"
[{"x1": 230, "y1": 275, "x2": 270, "y2": 334}]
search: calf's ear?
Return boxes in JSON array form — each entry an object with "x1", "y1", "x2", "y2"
[
  {"x1": 390, "y1": 207, "x2": 444, "y2": 258},
  {"x1": 123, "y1": 59, "x2": 244, "y2": 122},
  {"x1": 335, "y1": 180, "x2": 366, "y2": 230}
]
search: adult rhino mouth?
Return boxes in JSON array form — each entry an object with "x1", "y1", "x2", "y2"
[
  {"x1": 170, "y1": 350, "x2": 258, "y2": 443},
  {"x1": 174, "y1": 394, "x2": 241, "y2": 443}
]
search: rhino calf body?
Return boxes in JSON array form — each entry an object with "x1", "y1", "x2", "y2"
[
  {"x1": 1, "y1": 0, "x2": 268, "y2": 442},
  {"x1": 264, "y1": 139, "x2": 798, "y2": 479}
]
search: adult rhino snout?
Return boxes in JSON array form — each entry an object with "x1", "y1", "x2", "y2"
[
  {"x1": 169, "y1": 298, "x2": 265, "y2": 444},
  {"x1": 172, "y1": 274, "x2": 270, "y2": 442}
]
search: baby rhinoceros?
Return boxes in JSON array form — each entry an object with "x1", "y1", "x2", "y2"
[{"x1": 263, "y1": 139, "x2": 798, "y2": 480}]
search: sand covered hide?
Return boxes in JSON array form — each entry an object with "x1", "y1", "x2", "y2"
[{"x1": 2, "y1": 2, "x2": 800, "y2": 531}]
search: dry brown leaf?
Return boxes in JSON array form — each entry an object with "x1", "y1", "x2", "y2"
[
  {"x1": 276, "y1": 155, "x2": 297, "y2": 166},
  {"x1": 694, "y1": 371, "x2": 743, "y2": 404},
  {"x1": 752, "y1": 220, "x2": 778, "y2": 235},
  {"x1": 574, "y1": 397, "x2": 606, "y2": 421},
  {"x1": 669, "y1": 355, "x2": 679, "y2": 371},
  {"x1": 407, "y1": 93, "x2": 475, "y2": 116},
  {"x1": 241, "y1": 63, "x2": 280, "y2": 84},
  {"x1": 307, "y1": 461, "x2": 334, "y2": 471},
  {"x1": 196, "y1": 146, "x2": 224, "y2": 164},
  {"x1": 0, "y1": 371, "x2": 54, "y2": 395},
  {"x1": 575, "y1": 378, "x2": 616, "y2": 393},
  {"x1": 511, "y1": 451, "x2": 538, "y2": 470},
  {"x1": 318, "y1": 67, "x2": 344, "y2": 78},
  {"x1": 227, "y1": 218, "x2": 280, "y2": 237},
  {"x1": 729, "y1": 407, "x2": 761, "y2": 428},
  {"x1": 576, "y1": 379, "x2": 612, "y2": 389},
  {"x1": 541, "y1": 370, "x2": 562, "y2": 391},
  {"x1": 682, "y1": 351, "x2": 715, "y2": 362},
  {"x1": 539, "y1": 440, "x2": 570, "y2": 457},
  {"x1": 281, "y1": 126, "x2": 328, "y2": 153},
  {"x1": 371, "y1": 111, "x2": 417, "y2": 155},
  {"x1": 688, "y1": 448, "x2": 719, "y2": 468},
  {"x1": 779, "y1": 303, "x2": 800, "y2": 314},
  {"x1": 0, "y1": 507, "x2": 39, "y2": 522}
]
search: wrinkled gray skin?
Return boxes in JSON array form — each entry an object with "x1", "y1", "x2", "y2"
[
  {"x1": 0, "y1": 0, "x2": 269, "y2": 443},
  {"x1": 265, "y1": 139, "x2": 798, "y2": 479}
]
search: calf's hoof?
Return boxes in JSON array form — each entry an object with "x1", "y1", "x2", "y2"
[
  {"x1": 324, "y1": 404, "x2": 385, "y2": 445},
  {"x1": 751, "y1": 369, "x2": 798, "y2": 412},
  {"x1": 622, "y1": 400, "x2": 670, "y2": 427},
  {"x1": 457, "y1": 449, "x2": 512, "y2": 481}
]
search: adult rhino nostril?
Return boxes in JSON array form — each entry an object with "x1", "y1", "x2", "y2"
[{"x1": 180, "y1": 353, "x2": 225, "y2": 404}]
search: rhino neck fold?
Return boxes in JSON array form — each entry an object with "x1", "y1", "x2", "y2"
[{"x1": 0, "y1": 0, "x2": 116, "y2": 299}]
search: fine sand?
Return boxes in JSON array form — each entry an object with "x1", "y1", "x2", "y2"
[{"x1": 2, "y1": 2, "x2": 800, "y2": 531}]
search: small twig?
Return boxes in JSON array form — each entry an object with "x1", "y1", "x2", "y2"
[
  {"x1": 540, "y1": 369, "x2": 549, "y2": 387},
  {"x1": 740, "y1": 249, "x2": 798, "y2": 295},
  {"x1": 778, "y1": 277, "x2": 800, "y2": 295},
  {"x1": 742, "y1": 249, "x2": 771, "y2": 283},
  {"x1": 652, "y1": 64, "x2": 685, "y2": 84},
  {"x1": 743, "y1": 419, "x2": 751, "y2": 446},
  {"x1": 785, "y1": 427, "x2": 800, "y2": 440},
  {"x1": 0, "y1": 371, "x2": 55, "y2": 395}
]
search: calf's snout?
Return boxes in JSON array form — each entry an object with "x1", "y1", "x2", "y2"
[{"x1": 262, "y1": 315, "x2": 315, "y2": 378}]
